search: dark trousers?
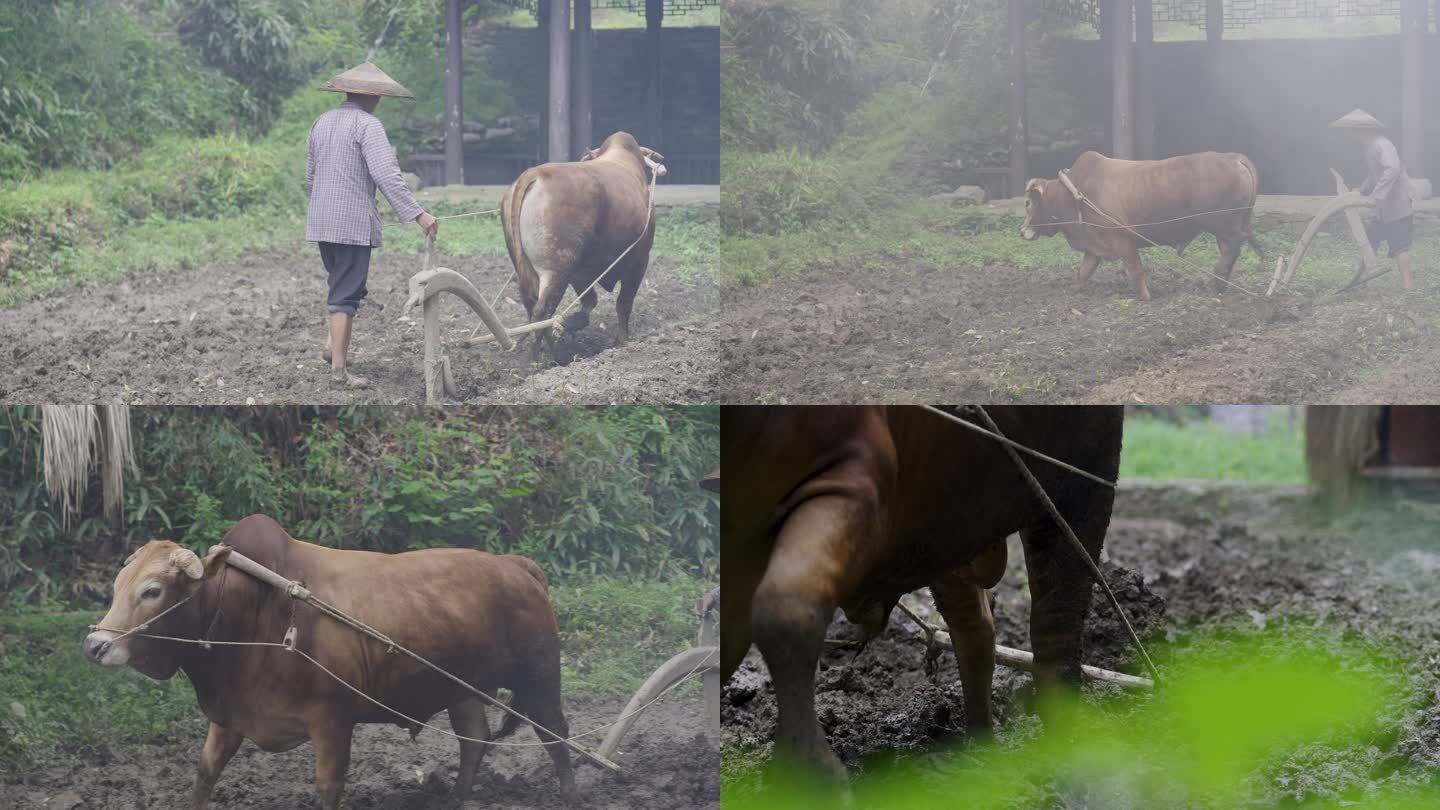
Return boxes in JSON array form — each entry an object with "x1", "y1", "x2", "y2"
[{"x1": 319, "y1": 242, "x2": 373, "y2": 315}]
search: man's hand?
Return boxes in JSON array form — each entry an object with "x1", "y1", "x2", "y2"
[
  {"x1": 416, "y1": 211, "x2": 439, "y2": 239},
  {"x1": 695, "y1": 588, "x2": 719, "y2": 619}
]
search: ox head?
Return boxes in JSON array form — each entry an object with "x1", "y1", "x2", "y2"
[
  {"x1": 579, "y1": 132, "x2": 666, "y2": 175},
  {"x1": 84, "y1": 541, "x2": 232, "y2": 679},
  {"x1": 1020, "y1": 177, "x2": 1075, "y2": 241}
]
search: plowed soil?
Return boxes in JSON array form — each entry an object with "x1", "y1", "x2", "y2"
[
  {"x1": 2, "y1": 694, "x2": 717, "y2": 809},
  {"x1": 720, "y1": 258, "x2": 1440, "y2": 404},
  {"x1": 722, "y1": 482, "x2": 1440, "y2": 807},
  {"x1": 0, "y1": 250, "x2": 718, "y2": 405}
]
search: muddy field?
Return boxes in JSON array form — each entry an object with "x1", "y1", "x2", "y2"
[
  {"x1": 721, "y1": 246, "x2": 1440, "y2": 404},
  {"x1": 1, "y1": 694, "x2": 717, "y2": 809},
  {"x1": 722, "y1": 482, "x2": 1440, "y2": 807},
  {"x1": 0, "y1": 249, "x2": 718, "y2": 404}
]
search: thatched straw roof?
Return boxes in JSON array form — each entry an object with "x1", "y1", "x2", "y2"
[{"x1": 1305, "y1": 405, "x2": 1384, "y2": 498}]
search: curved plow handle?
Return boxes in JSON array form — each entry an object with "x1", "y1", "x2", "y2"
[{"x1": 597, "y1": 646, "x2": 718, "y2": 761}]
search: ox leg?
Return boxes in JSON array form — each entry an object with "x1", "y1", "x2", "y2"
[
  {"x1": 310, "y1": 719, "x2": 353, "y2": 810},
  {"x1": 1214, "y1": 235, "x2": 1243, "y2": 291},
  {"x1": 561, "y1": 286, "x2": 598, "y2": 333},
  {"x1": 191, "y1": 721, "x2": 243, "y2": 810},
  {"x1": 451, "y1": 697, "x2": 494, "y2": 798},
  {"x1": 1120, "y1": 246, "x2": 1151, "y2": 301},
  {"x1": 931, "y1": 576, "x2": 996, "y2": 734},
  {"x1": 529, "y1": 696, "x2": 577, "y2": 801},
  {"x1": 1074, "y1": 253, "x2": 1101, "y2": 284},
  {"x1": 614, "y1": 275, "x2": 640, "y2": 344},
  {"x1": 751, "y1": 495, "x2": 863, "y2": 782},
  {"x1": 1019, "y1": 511, "x2": 1108, "y2": 728},
  {"x1": 532, "y1": 277, "x2": 572, "y2": 363}
]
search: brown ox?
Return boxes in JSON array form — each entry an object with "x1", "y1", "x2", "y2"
[
  {"x1": 501, "y1": 131, "x2": 661, "y2": 360},
  {"x1": 1021, "y1": 150, "x2": 1263, "y2": 301},
  {"x1": 722, "y1": 406, "x2": 1122, "y2": 780},
  {"x1": 83, "y1": 514, "x2": 574, "y2": 809}
]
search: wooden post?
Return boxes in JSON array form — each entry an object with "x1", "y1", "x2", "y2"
[
  {"x1": 547, "y1": 0, "x2": 571, "y2": 163},
  {"x1": 646, "y1": 0, "x2": 664, "y2": 150},
  {"x1": 538, "y1": 0, "x2": 550, "y2": 164},
  {"x1": 1135, "y1": 0, "x2": 1156, "y2": 160},
  {"x1": 1007, "y1": 0, "x2": 1028, "y2": 197},
  {"x1": 1401, "y1": 0, "x2": 1426, "y2": 178},
  {"x1": 443, "y1": 0, "x2": 464, "y2": 185},
  {"x1": 1206, "y1": 0, "x2": 1223, "y2": 43},
  {"x1": 1110, "y1": 0, "x2": 1134, "y2": 159},
  {"x1": 574, "y1": 0, "x2": 594, "y2": 156}
]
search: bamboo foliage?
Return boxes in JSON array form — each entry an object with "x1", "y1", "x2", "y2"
[{"x1": 41, "y1": 405, "x2": 135, "y2": 528}]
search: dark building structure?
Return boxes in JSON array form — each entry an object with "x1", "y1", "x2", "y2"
[
  {"x1": 1007, "y1": 0, "x2": 1434, "y2": 196},
  {"x1": 421, "y1": 0, "x2": 718, "y2": 186}
]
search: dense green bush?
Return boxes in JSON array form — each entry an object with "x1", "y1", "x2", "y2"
[
  {"x1": 0, "y1": 406, "x2": 718, "y2": 603},
  {"x1": 0, "y1": 1, "x2": 245, "y2": 174}
]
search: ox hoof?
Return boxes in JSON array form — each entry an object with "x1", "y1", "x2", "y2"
[{"x1": 561, "y1": 310, "x2": 590, "y2": 332}]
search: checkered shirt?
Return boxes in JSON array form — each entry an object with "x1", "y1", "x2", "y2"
[{"x1": 305, "y1": 100, "x2": 424, "y2": 247}]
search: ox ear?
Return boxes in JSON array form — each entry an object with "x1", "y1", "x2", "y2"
[
  {"x1": 124, "y1": 548, "x2": 142, "y2": 566},
  {"x1": 1024, "y1": 178, "x2": 1046, "y2": 196},
  {"x1": 579, "y1": 147, "x2": 600, "y2": 162}
]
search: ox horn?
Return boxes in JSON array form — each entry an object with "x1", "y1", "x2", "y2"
[{"x1": 170, "y1": 547, "x2": 205, "y2": 580}]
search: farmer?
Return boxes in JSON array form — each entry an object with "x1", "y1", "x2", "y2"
[
  {"x1": 307, "y1": 61, "x2": 439, "y2": 389},
  {"x1": 1331, "y1": 109, "x2": 1417, "y2": 290}
]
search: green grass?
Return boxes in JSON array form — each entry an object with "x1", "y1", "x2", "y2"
[
  {"x1": 0, "y1": 203, "x2": 717, "y2": 309},
  {"x1": 1120, "y1": 416, "x2": 1305, "y2": 483},
  {"x1": 722, "y1": 194, "x2": 1439, "y2": 299},
  {"x1": 0, "y1": 576, "x2": 712, "y2": 774},
  {"x1": 722, "y1": 628, "x2": 1433, "y2": 809},
  {"x1": 0, "y1": 208, "x2": 304, "y2": 308}
]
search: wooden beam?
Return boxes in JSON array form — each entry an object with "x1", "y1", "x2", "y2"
[
  {"x1": 443, "y1": 0, "x2": 464, "y2": 185},
  {"x1": 573, "y1": 0, "x2": 594, "y2": 155},
  {"x1": 646, "y1": 0, "x2": 664, "y2": 150},
  {"x1": 1206, "y1": 0, "x2": 1223, "y2": 43},
  {"x1": 1008, "y1": 0, "x2": 1028, "y2": 197},
  {"x1": 1135, "y1": 0, "x2": 1156, "y2": 160},
  {"x1": 1401, "y1": 0, "x2": 1426, "y2": 178},
  {"x1": 547, "y1": 0, "x2": 571, "y2": 162},
  {"x1": 1110, "y1": 0, "x2": 1134, "y2": 159}
]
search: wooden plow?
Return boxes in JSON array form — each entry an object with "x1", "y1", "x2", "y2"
[
  {"x1": 1266, "y1": 169, "x2": 1380, "y2": 295},
  {"x1": 398, "y1": 238, "x2": 560, "y2": 403},
  {"x1": 597, "y1": 610, "x2": 719, "y2": 760}
]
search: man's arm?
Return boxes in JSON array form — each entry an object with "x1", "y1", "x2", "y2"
[
  {"x1": 358, "y1": 119, "x2": 435, "y2": 235},
  {"x1": 305, "y1": 124, "x2": 317, "y2": 198}
]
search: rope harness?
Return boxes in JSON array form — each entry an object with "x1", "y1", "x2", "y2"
[
  {"x1": 1052, "y1": 170, "x2": 1260, "y2": 298},
  {"x1": 918, "y1": 405, "x2": 1163, "y2": 686},
  {"x1": 90, "y1": 548, "x2": 713, "y2": 770}
]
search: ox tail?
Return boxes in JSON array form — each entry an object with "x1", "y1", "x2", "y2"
[
  {"x1": 492, "y1": 692, "x2": 530, "y2": 740},
  {"x1": 504, "y1": 554, "x2": 550, "y2": 591},
  {"x1": 1236, "y1": 155, "x2": 1266, "y2": 270},
  {"x1": 502, "y1": 171, "x2": 542, "y2": 315}
]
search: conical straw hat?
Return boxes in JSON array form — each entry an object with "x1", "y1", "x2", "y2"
[
  {"x1": 319, "y1": 62, "x2": 414, "y2": 99},
  {"x1": 700, "y1": 470, "x2": 720, "y2": 492},
  {"x1": 1328, "y1": 108, "x2": 1385, "y2": 129}
]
